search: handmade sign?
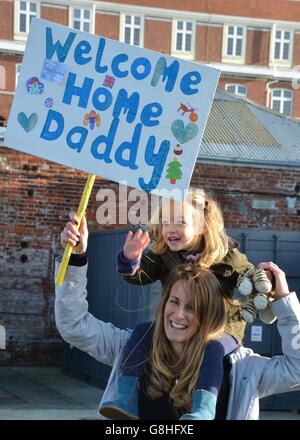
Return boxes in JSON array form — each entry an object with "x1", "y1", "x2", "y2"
[{"x1": 5, "y1": 18, "x2": 220, "y2": 198}]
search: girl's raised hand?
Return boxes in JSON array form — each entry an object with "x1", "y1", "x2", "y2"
[
  {"x1": 123, "y1": 229, "x2": 150, "y2": 261},
  {"x1": 61, "y1": 211, "x2": 89, "y2": 255}
]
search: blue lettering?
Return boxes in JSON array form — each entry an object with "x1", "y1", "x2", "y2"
[
  {"x1": 115, "y1": 123, "x2": 142, "y2": 170},
  {"x1": 92, "y1": 87, "x2": 113, "y2": 111},
  {"x1": 111, "y1": 54, "x2": 129, "y2": 78},
  {"x1": 40, "y1": 109, "x2": 64, "y2": 141},
  {"x1": 131, "y1": 57, "x2": 151, "y2": 80},
  {"x1": 138, "y1": 136, "x2": 170, "y2": 192},
  {"x1": 46, "y1": 27, "x2": 76, "y2": 62},
  {"x1": 95, "y1": 37, "x2": 108, "y2": 74},
  {"x1": 151, "y1": 57, "x2": 179, "y2": 92},
  {"x1": 66, "y1": 126, "x2": 88, "y2": 152},
  {"x1": 74, "y1": 40, "x2": 92, "y2": 65},
  {"x1": 90, "y1": 118, "x2": 119, "y2": 163},
  {"x1": 180, "y1": 71, "x2": 201, "y2": 95},
  {"x1": 113, "y1": 89, "x2": 140, "y2": 123},
  {"x1": 63, "y1": 73, "x2": 94, "y2": 109},
  {"x1": 140, "y1": 103, "x2": 162, "y2": 127}
]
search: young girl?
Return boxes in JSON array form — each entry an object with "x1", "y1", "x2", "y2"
[{"x1": 99, "y1": 188, "x2": 255, "y2": 420}]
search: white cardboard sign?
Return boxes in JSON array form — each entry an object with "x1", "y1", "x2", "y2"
[{"x1": 5, "y1": 18, "x2": 220, "y2": 199}]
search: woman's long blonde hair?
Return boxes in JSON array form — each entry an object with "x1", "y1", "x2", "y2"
[
  {"x1": 149, "y1": 187, "x2": 229, "y2": 268},
  {"x1": 144, "y1": 264, "x2": 228, "y2": 414}
]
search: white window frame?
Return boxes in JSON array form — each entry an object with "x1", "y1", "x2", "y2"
[
  {"x1": 0, "y1": 65, "x2": 6, "y2": 90},
  {"x1": 222, "y1": 24, "x2": 246, "y2": 64},
  {"x1": 225, "y1": 83, "x2": 248, "y2": 97},
  {"x1": 270, "y1": 88, "x2": 293, "y2": 117},
  {"x1": 119, "y1": 14, "x2": 144, "y2": 47},
  {"x1": 15, "y1": 63, "x2": 22, "y2": 89},
  {"x1": 69, "y1": 5, "x2": 95, "y2": 34},
  {"x1": 171, "y1": 19, "x2": 195, "y2": 60},
  {"x1": 269, "y1": 26, "x2": 293, "y2": 68},
  {"x1": 14, "y1": 0, "x2": 40, "y2": 41}
]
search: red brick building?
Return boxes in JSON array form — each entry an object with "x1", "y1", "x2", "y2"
[
  {"x1": 1, "y1": 0, "x2": 300, "y2": 121},
  {"x1": 0, "y1": 1, "x2": 300, "y2": 365}
]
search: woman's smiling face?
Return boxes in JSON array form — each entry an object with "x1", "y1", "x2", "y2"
[{"x1": 164, "y1": 280, "x2": 198, "y2": 359}]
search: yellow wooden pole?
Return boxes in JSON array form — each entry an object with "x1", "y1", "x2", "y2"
[{"x1": 55, "y1": 173, "x2": 96, "y2": 285}]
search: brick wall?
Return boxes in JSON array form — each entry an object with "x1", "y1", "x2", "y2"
[
  {"x1": 95, "y1": 12, "x2": 120, "y2": 40},
  {"x1": 144, "y1": 18, "x2": 171, "y2": 53},
  {"x1": 0, "y1": 0, "x2": 13, "y2": 40},
  {"x1": 196, "y1": 24, "x2": 222, "y2": 63},
  {"x1": 41, "y1": 5, "x2": 68, "y2": 25},
  {"x1": 1, "y1": 2, "x2": 300, "y2": 119},
  {"x1": 293, "y1": 33, "x2": 300, "y2": 68},
  {"x1": 104, "y1": 0, "x2": 300, "y2": 21},
  {"x1": 0, "y1": 149, "x2": 299, "y2": 364},
  {"x1": 219, "y1": 77, "x2": 268, "y2": 107},
  {"x1": 246, "y1": 29, "x2": 270, "y2": 66}
]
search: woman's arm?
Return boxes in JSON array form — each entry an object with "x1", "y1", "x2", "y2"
[
  {"x1": 56, "y1": 213, "x2": 130, "y2": 366},
  {"x1": 255, "y1": 262, "x2": 300, "y2": 397}
]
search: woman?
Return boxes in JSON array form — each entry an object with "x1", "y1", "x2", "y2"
[{"x1": 55, "y1": 212, "x2": 300, "y2": 420}]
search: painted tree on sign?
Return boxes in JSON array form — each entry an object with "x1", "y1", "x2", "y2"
[{"x1": 165, "y1": 157, "x2": 183, "y2": 184}]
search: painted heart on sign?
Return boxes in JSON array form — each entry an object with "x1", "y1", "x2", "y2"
[
  {"x1": 171, "y1": 119, "x2": 199, "y2": 144},
  {"x1": 17, "y1": 112, "x2": 38, "y2": 132}
]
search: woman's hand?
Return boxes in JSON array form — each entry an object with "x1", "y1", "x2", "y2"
[
  {"x1": 258, "y1": 262, "x2": 290, "y2": 300},
  {"x1": 61, "y1": 211, "x2": 88, "y2": 255},
  {"x1": 123, "y1": 229, "x2": 150, "y2": 261}
]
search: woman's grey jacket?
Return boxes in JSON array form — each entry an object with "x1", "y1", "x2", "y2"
[{"x1": 55, "y1": 259, "x2": 300, "y2": 420}]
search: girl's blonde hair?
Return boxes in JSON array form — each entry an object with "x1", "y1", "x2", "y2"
[
  {"x1": 149, "y1": 187, "x2": 229, "y2": 267},
  {"x1": 144, "y1": 264, "x2": 228, "y2": 414}
]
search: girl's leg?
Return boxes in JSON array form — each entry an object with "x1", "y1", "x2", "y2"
[
  {"x1": 180, "y1": 334, "x2": 238, "y2": 420},
  {"x1": 197, "y1": 334, "x2": 238, "y2": 395},
  {"x1": 99, "y1": 321, "x2": 154, "y2": 420},
  {"x1": 122, "y1": 321, "x2": 154, "y2": 376}
]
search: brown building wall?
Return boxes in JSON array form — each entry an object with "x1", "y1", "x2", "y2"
[
  {"x1": 95, "y1": 12, "x2": 120, "y2": 40},
  {"x1": 0, "y1": 0, "x2": 13, "y2": 40},
  {"x1": 218, "y1": 77, "x2": 267, "y2": 107},
  {"x1": 292, "y1": 33, "x2": 300, "y2": 67},
  {"x1": 41, "y1": 5, "x2": 68, "y2": 25},
  {"x1": 195, "y1": 24, "x2": 222, "y2": 63},
  {"x1": 144, "y1": 18, "x2": 171, "y2": 53},
  {"x1": 103, "y1": 0, "x2": 300, "y2": 21},
  {"x1": 246, "y1": 29, "x2": 270, "y2": 66}
]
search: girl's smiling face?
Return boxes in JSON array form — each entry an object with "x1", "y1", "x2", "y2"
[{"x1": 161, "y1": 200, "x2": 202, "y2": 252}]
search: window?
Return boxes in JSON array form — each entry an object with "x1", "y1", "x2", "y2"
[
  {"x1": 72, "y1": 8, "x2": 91, "y2": 33},
  {"x1": 270, "y1": 27, "x2": 293, "y2": 67},
  {"x1": 18, "y1": 1, "x2": 38, "y2": 33},
  {"x1": 122, "y1": 15, "x2": 143, "y2": 46},
  {"x1": 271, "y1": 89, "x2": 293, "y2": 117},
  {"x1": 14, "y1": 1, "x2": 40, "y2": 39},
  {"x1": 16, "y1": 64, "x2": 22, "y2": 89},
  {"x1": 171, "y1": 20, "x2": 195, "y2": 59},
  {"x1": 275, "y1": 30, "x2": 292, "y2": 60},
  {"x1": 225, "y1": 84, "x2": 248, "y2": 97},
  {"x1": 175, "y1": 21, "x2": 193, "y2": 52},
  {"x1": 222, "y1": 25, "x2": 246, "y2": 63}
]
